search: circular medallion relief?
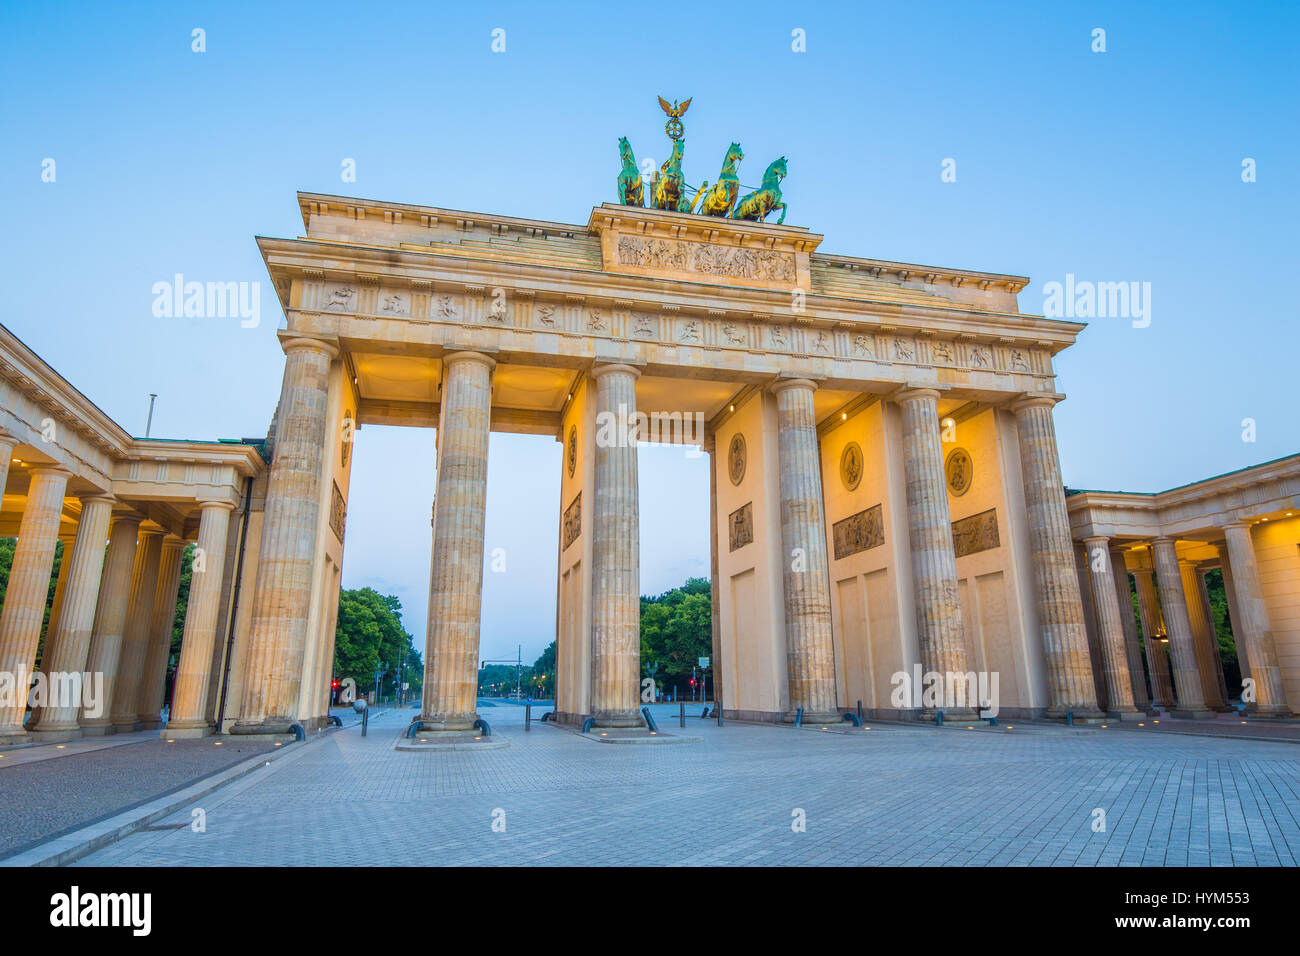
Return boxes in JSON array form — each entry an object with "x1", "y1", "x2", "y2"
[
  {"x1": 727, "y1": 433, "x2": 747, "y2": 486},
  {"x1": 945, "y1": 447, "x2": 973, "y2": 497},
  {"x1": 341, "y1": 409, "x2": 355, "y2": 468},
  {"x1": 840, "y1": 441, "x2": 864, "y2": 491},
  {"x1": 566, "y1": 426, "x2": 577, "y2": 478}
]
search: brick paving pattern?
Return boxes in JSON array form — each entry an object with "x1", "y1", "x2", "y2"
[{"x1": 70, "y1": 704, "x2": 1300, "y2": 867}]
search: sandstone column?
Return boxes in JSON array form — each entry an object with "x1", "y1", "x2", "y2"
[
  {"x1": 588, "y1": 363, "x2": 642, "y2": 728},
  {"x1": 420, "y1": 351, "x2": 495, "y2": 732},
  {"x1": 1180, "y1": 560, "x2": 1226, "y2": 709},
  {"x1": 707, "y1": 435, "x2": 722, "y2": 717},
  {"x1": 1081, "y1": 536, "x2": 1139, "y2": 718},
  {"x1": 895, "y1": 388, "x2": 970, "y2": 714},
  {"x1": 1221, "y1": 521, "x2": 1291, "y2": 715},
  {"x1": 110, "y1": 530, "x2": 162, "y2": 729},
  {"x1": 40, "y1": 542, "x2": 73, "y2": 668},
  {"x1": 168, "y1": 501, "x2": 236, "y2": 735},
  {"x1": 1217, "y1": 547, "x2": 1250, "y2": 685},
  {"x1": 0, "y1": 432, "x2": 16, "y2": 499},
  {"x1": 0, "y1": 466, "x2": 70, "y2": 737},
  {"x1": 1110, "y1": 546, "x2": 1151, "y2": 711},
  {"x1": 1010, "y1": 396, "x2": 1101, "y2": 718},
  {"x1": 774, "y1": 378, "x2": 838, "y2": 721},
  {"x1": 1196, "y1": 569, "x2": 1231, "y2": 706},
  {"x1": 30, "y1": 494, "x2": 115, "y2": 737},
  {"x1": 1132, "y1": 566, "x2": 1175, "y2": 708},
  {"x1": 1151, "y1": 538, "x2": 1212, "y2": 716},
  {"x1": 136, "y1": 536, "x2": 185, "y2": 727},
  {"x1": 233, "y1": 336, "x2": 338, "y2": 734},
  {"x1": 80, "y1": 516, "x2": 141, "y2": 733}
]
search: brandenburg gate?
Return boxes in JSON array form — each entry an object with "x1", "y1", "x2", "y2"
[{"x1": 234, "y1": 186, "x2": 1107, "y2": 738}]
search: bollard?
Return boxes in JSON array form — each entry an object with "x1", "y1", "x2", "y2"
[
  {"x1": 525, "y1": 700, "x2": 532, "y2": 732},
  {"x1": 716, "y1": 704, "x2": 723, "y2": 727},
  {"x1": 353, "y1": 699, "x2": 369, "y2": 737},
  {"x1": 1066, "y1": 711, "x2": 1074, "y2": 727},
  {"x1": 641, "y1": 706, "x2": 659, "y2": 733},
  {"x1": 936, "y1": 709, "x2": 944, "y2": 727},
  {"x1": 679, "y1": 701, "x2": 685, "y2": 728},
  {"x1": 857, "y1": 699, "x2": 863, "y2": 721},
  {"x1": 794, "y1": 707, "x2": 803, "y2": 728}
]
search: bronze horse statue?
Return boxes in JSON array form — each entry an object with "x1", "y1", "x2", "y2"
[
  {"x1": 732, "y1": 156, "x2": 788, "y2": 225},
  {"x1": 693, "y1": 142, "x2": 744, "y2": 218},
  {"x1": 652, "y1": 137, "x2": 692, "y2": 213},
  {"x1": 616, "y1": 136, "x2": 644, "y2": 207}
]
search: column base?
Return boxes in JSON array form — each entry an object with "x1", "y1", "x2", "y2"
[
  {"x1": 111, "y1": 720, "x2": 141, "y2": 733},
  {"x1": 137, "y1": 719, "x2": 163, "y2": 730},
  {"x1": 397, "y1": 728, "x2": 508, "y2": 751},
  {"x1": 1108, "y1": 710, "x2": 1146, "y2": 722},
  {"x1": 79, "y1": 722, "x2": 113, "y2": 737},
  {"x1": 0, "y1": 730, "x2": 31, "y2": 747},
  {"x1": 1168, "y1": 709, "x2": 1219, "y2": 720},
  {"x1": 1046, "y1": 707, "x2": 1106, "y2": 721},
  {"x1": 228, "y1": 717, "x2": 299, "y2": 736},
  {"x1": 416, "y1": 713, "x2": 478, "y2": 733},
  {"x1": 162, "y1": 724, "x2": 213, "y2": 739},
  {"x1": 1246, "y1": 705, "x2": 1295, "y2": 718},
  {"x1": 590, "y1": 712, "x2": 644, "y2": 729},
  {"x1": 27, "y1": 726, "x2": 84, "y2": 743}
]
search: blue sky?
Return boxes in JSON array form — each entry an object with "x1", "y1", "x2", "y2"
[{"x1": 2, "y1": 1, "x2": 1295, "y2": 663}]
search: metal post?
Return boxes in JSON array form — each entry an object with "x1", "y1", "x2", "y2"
[
  {"x1": 525, "y1": 699, "x2": 531, "y2": 731},
  {"x1": 145, "y1": 393, "x2": 157, "y2": 438},
  {"x1": 679, "y1": 700, "x2": 685, "y2": 728}
]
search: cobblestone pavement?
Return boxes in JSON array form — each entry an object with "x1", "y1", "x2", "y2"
[
  {"x1": 73, "y1": 704, "x2": 1300, "y2": 866},
  {"x1": 0, "y1": 735, "x2": 276, "y2": 858}
]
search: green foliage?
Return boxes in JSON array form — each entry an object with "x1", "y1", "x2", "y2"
[
  {"x1": 640, "y1": 577, "x2": 711, "y2": 696},
  {"x1": 476, "y1": 641, "x2": 557, "y2": 698},
  {"x1": 1203, "y1": 568, "x2": 1241, "y2": 692},
  {"x1": 169, "y1": 545, "x2": 195, "y2": 660},
  {"x1": 334, "y1": 587, "x2": 423, "y2": 700},
  {"x1": 0, "y1": 537, "x2": 63, "y2": 669}
]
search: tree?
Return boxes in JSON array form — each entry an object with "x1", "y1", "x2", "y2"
[
  {"x1": 640, "y1": 577, "x2": 712, "y2": 697},
  {"x1": 334, "y1": 587, "x2": 423, "y2": 702}
]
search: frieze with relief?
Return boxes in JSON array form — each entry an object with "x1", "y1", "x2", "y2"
[
  {"x1": 729, "y1": 501, "x2": 754, "y2": 552},
  {"x1": 832, "y1": 504, "x2": 884, "y2": 560},
  {"x1": 951, "y1": 508, "x2": 999, "y2": 558},
  {"x1": 562, "y1": 492, "x2": 582, "y2": 551},
  {"x1": 616, "y1": 235, "x2": 796, "y2": 283}
]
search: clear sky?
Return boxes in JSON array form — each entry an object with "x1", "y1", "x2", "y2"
[{"x1": 2, "y1": 1, "x2": 1295, "y2": 664}]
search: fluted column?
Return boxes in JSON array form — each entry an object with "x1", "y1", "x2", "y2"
[
  {"x1": 233, "y1": 336, "x2": 338, "y2": 734},
  {"x1": 1196, "y1": 569, "x2": 1231, "y2": 706},
  {"x1": 1132, "y1": 567, "x2": 1175, "y2": 708},
  {"x1": 110, "y1": 530, "x2": 162, "y2": 729},
  {"x1": 1221, "y1": 521, "x2": 1291, "y2": 715},
  {"x1": 80, "y1": 516, "x2": 141, "y2": 733},
  {"x1": 0, "y1": 433, "x2": 16, "y2": 500},
  {"x1": 1151, "y1": 538, "x2": 1211, "y2": 715},
  {"x1": 168, "y1": 501, "x2": 236, "y2": 734},
  {"x1": 30, "y1": 495, "x2": 115, "y2": 735},
  {"x1": 588, "y1": 363, "x2": 642, "y2": 728},
  {"x1": 773, "y1": 378, "x2": 837, "y2": 720},
  {"x1": 136, "y1": 537, "x2": 185, "y2": 727},
  {"x1": 1217, "y1": 548, "x2": 1250, "y2": 683},
  {"x1": 895, "y1": 388, "x2": 970, "y2": 713},
  {"x1": 1082, "y1": 537, "x2": 1139, "y2": 717},
  {"x1": 41, "y1": 543, "x2": 73, "y2": 667},
  {"x1": 1110, "y1": 546, "x2": 1151, "y2": 711},
  {"x1": 1010, "y1": 396, "x2": 1101, "y2": 718},
  {"x1": 1180, "y1": 560, "x2": 1226, "y2": 709},
  {"x1": 0, "y1": 466, "x2": 70, "y2": 737},
  {"x1": 420, "y1": 351, "x2": 495, "y2": 732},
  {"x1": 707, "y1": 435, "x2": 722, "y2": 716}
]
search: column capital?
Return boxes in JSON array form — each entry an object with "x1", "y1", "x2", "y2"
[
  {"x1": 160, "y1": 534, "x2": 187, "y2": 552},
  {"x1": 1082, "y1": 534, "x2": 1110, "y2": 546},
  {"x1": 27, "y1": 464, "x2": 73, "y2": 480},
  {"x1": 195, "y1": 498, "x2": 237, "y2": 514},
  {"x1": 770, "y1": 377, "x2": 818, "y2": 396},
  {"x1": 1218, "y1": 519, "x2": 1251, "y2": 531},
  {"x1": 443, "y1": 349, "x2": 497, "y2": 372},
  {"x1": 79, "y1": 492, "x2": 116, "y2": 507},
  {"x1": 1008, "y1": 391, "x2": 1065, "y2": 413},
  {"x1": 890, "y1": 384, "x2": 940, "y2": 405},
  {"x1": 278, "y1": 333, "x2": 339, "y2": 360},
  {"x1": 591, "y1": 362, "x2": 640, "y2": 381}
]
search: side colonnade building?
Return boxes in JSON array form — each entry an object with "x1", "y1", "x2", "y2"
[
  {"x1": 0, "y1": 324, "x2": 266, "y2": 744},
  {"x1": 1068, "y1": 456, "x2": 1300, "y2": 719}
]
